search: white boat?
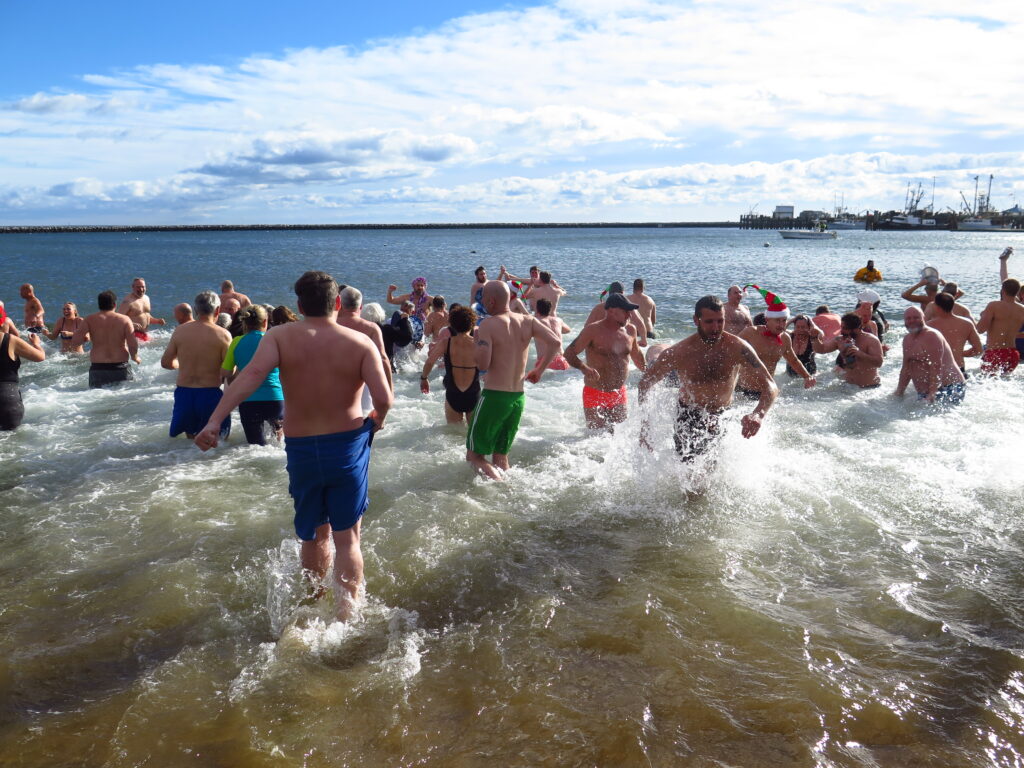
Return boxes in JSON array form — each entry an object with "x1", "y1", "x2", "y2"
[
  {"x1": 829, "y1": 217, "x2": 864, "y2": 230},
  {"x1": 780, "y1": 229, "x2": 837, "y2": 240},
  {"x1": 958, "y1": 217, "x2": 1019, "y2": 232}
]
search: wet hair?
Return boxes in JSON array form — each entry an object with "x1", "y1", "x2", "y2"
[
  {"x1": 791, "y1": 313, "x2": 811, "y2": 329},
  {"x1": 339, "y1": 286, "x2": 362, "y2": 311},
  {"x1": 271, "y1": 305, "x2": 298, "y2": 326},
  {"x1": 97, "y1": 290, "x2": 116, "y2": 311},
  {"x1": 449, "y1": 306, "x2": 476, "y2": 334},
  {"x1": 294, "y1": 271, "x2": 338, "y2": 317},
  {"x1": 361, "y1": 302, "x2": 385, "y2": 324},
  {"x1": 1002, "y1": 278, "x2": 1020, "y2": 297},
  {"x1": 536, "y1": 298, "x2": 553, "y2": 317},
  {"x1": 431, "y1": 295, "x2": 446, "y2": 310},
  {"x1": 815, "y1": 305, "x2": 831, "y2": 315},
  {"x1": 194, "y1": 290, "x2": 220, "y2": 317},
  {"x1": 753, "y1": 312, "x2": 766, "y2": 326},
  {"x1": 633, "y1": 278, "x2": 644, "y2": 291},
  {"x1": 694, "y1": 295, "x2": 723, "y2": 317},
  {"x1": 238, "y1": 304, "x2": 268, "y2": 331},
  {"x1": 540, "y1": 271, "x2": 552, "y2": 284},
  {"x1": 933, "y1": 292, "x2": 955, "y2": 313},
  {"x1": 475, "y1": 265, "x2": 486, "y2": 277},
  {"x1": 866, "y1": 260, "x2": 874, "y2": 269},
  {"x1": 841, "y1": 312, "x2": 862, "y2": 330},
  {"x1": 941, "y1": 282, "x2": 958, "y2": 295}
]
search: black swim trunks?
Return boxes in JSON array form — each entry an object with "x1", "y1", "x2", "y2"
[
  {"x1": 89, "y1": 361, "x2": 133, "y2": 388},
  {"x1": 736, "y1": 387, "x2": 761, "y2": 400},
  {"x1": 673, "y1": 403, "x2": 723, "y2": 462}
]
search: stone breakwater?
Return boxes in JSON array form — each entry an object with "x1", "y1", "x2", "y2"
[{"x1": 0, "y1": 221, "x2": 737, "y2": 234}]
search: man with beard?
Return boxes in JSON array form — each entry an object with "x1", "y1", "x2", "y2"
[
  {"x1": 117, "y1": 277, "x2": 166, "y2": 342},
  {"x1": 894, "y1": 306, "x2": 966, "y2": 405},
  {"x1": 639, "y1": 295, "x2": 777, "y2": 462},
  {"x1": 563, "y1": 292, "x2": 646, "y2": 430}
]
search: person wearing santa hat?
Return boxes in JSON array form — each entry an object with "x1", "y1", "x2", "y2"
[{"x1": 736, "y1": 285, "x2": 816, "y2": 396}]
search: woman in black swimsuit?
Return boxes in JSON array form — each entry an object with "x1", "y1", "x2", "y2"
[
  {"x1": 0, "y1": 324, "x2": 46, "y2": 430},
  {"x1": 786, "y1": 314, "x2": 821, "y2": 377},
  {"x1": 46, "y1": 302, "x2": 86, "y2": 354},
  {"x1": 419, "y1": 306, "x2": 480, "y2": 424}
]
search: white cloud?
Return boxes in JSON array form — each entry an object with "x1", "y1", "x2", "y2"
[{"x1": 2, "y1": 0, "x2": 1023, "y2": 221}]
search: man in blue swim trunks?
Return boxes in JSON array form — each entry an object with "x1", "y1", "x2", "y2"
[
  {"x1": 162, "y1": 290, "x2": 232, "y2": 438},
  {"x1": 894, "y1": 306, "x2": 966, "y2": 405},
  {"x1": 195, "y1": 271, "x2": 392, "y2": 621}
]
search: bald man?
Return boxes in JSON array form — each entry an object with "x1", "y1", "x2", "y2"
[{"x1": 894, "y1": 306, "x2": 966, "y2": 405}]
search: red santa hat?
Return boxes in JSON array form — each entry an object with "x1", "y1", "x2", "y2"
[{"x1": 744, "y1": 284, "x2": 789, "y2": 319}]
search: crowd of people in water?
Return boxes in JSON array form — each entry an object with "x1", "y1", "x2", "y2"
[{"x1": 2, "y1": 247, "x2": 1023, "y2": 618}]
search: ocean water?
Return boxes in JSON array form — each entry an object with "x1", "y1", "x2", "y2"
[{"x1": 1, "y1": 227, "x2": 1023, "y2": 767}]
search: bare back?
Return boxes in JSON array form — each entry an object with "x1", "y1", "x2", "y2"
[
  {"x1": 627, "y1": 291, "x2": 655, "y2": 332},
  {"x1": 530, "y1": 283, "x2": 562, "y2": 313},
  {"x1": 76, "y1": 311, "x2": 136, "y2": 363},
  {"x1": 476, "y1": 312, "x2": 541, "y2": 392},
  {"x1": 928, "y1": 313, "x2": 980, "y2": 368},
  {"x1": 979, "y1": 299, "x2": 1024, "y2": 349},
  {"x1": 168, "y1": 319, "x2": 231, "y2": 387}
]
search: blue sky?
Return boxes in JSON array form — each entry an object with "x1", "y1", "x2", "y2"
[{"x1": 2, "y1": 0, "x2": 1022, "y2": 224}]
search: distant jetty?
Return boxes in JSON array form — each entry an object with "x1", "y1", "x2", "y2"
[{"x1": 1, "y1": 222, "x2": 738, "y2": 235}]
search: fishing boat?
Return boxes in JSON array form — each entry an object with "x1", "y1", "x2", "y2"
[{"x1": 780, "y1": 221, "x2": 837, "y2": 240}]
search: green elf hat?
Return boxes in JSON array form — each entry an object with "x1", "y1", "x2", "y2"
[{"x1": 744, "y1": 284, "x2": 789, "y2": 319}]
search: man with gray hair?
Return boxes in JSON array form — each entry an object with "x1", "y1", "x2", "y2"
[
  {"x1": 337, "y1": 286, "x2": 393, "y2": 396},
  {"x1": 161, "y1": 290, "x2": 232, "y2": 439}
]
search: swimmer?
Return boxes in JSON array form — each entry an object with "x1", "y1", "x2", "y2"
[
  {"x1": 813, "y1": 305, "x2": 842, "y2": 341},
  {"x1": 901, "y1": 277, "x2": 941, "y2": 309},
  {"x1": 785, "y1": 315, "x2": 823, "y2": 378},
  {"x1": 218, "y1": 280, "x2": 252, "y2": 310},
  {"x1": 927, "y1": 293, "x2": 981, "y2": 374},
  {"x1": 564, "y1": 292, "x2": 646, "y2": 431},
  {"x1": 639, "y1": 295, "x2": 777, "y2": 462},
  {"x1": 531, "y1": 298, "x2": 571, "y2": 371},
  {"x1": 977, "y1": 277, "x2": 1024, "y2": 376},
  {"x1": 526, "y1": 271, "x2": 566, "y2": 314},
  {"x1": 737, "y1": 286, "x2": 815, "y2": 394},
  {"x1": 196, "y1": 271, "x2": 392, "y2": 621},
  {"x1": 854, "y1": 260, "x2": 883, "y2": 282},
  {"x1": 20, "y1": 284, "x2": 45, "y2": 334},
  {"x1": 117, "y1": 278, "x2": 166, "y2": 342},
  {"x1": 337, "y1": 286, "x2": 393, "y2": 398},
  {"x1": 997, "y1": 247, "x2": 1024, "y2": 359},
  {"x1": 466, "y1": 281, "x2": 561, "y2": 480},
  {"x1": 815, "y1": 313, "x2": 884, "y2": 388},
  {"x1": 422, "y1": 296, "x2": 449, "y2": 341},
  {"x1": 387, "y1": 277, "x2": 432, "y2": 321},
  {"x1": 421, "y1": 305, "x2": 480, "y2": 424},
  {"x1": 584, "y1": 282, "x2": 647, "y2": 347},
  {"x1": 71, "y1": 290, "x2": 140, "y2": 388},
  {"x1": 627, "y1": 278, "x2": 657, "y2": 338},
  {"x1": 173, "y1": 303, "x2": 194, "y2": 325},
  {"x1": 894, "y1": 306, "x2": 966, "y2": 405},
  {"x1": 46, "y1": 302, "x2": 87, "y2": 354},
  {"x1": 724, "y1": 284, "x2": 752, "y2": 336},
  {"x1": 161, "y1": 291, "x2": 232, "y2": 440}
]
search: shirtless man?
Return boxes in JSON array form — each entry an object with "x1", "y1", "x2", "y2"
[
  {"x1": 466, "y1": 281, "x2": 561, "y2": 480},
  {"x1": 997, "y1": 247, "x2": 1024, "y2": 359},
  {"x1": 161, "y1": 291, "x2": 232, "y2": 439},
  {"x1": 531, "y1": 298, "x2": 571, "y2": 371},
  {"x1": 422, "y1": 296, "x2": 449, "y2": 341},
  {"x1": 977, "y1": 277, "x2": 1024, "y2": 375},
  {"x1": 219, "y1": 280, "x2": 252, "y2": 310},
  {"x1": 117, "y1": 278, "x2": 166, "y2": 342},
  {"x1": 924, "y1": 283, "x2": 973, "y2": 323},
  {"x1": 927, "y1": 292, "x2": 981, "y2": 374},
  {"x1": 173, "y1": 303, "x2": 194, "y2": 325},
  {"x1": 901, "y1": 278, "x2": 940, "y2": 310},
  {"x1": 564, "y1": 293, "x2": 645, "y2": 430},
  {"x1": 894, "y1": 306, "x2": 966, "y2": 405},
  {"x1": 337, "y1": 286, "x2": 393, "y2": 394},
  {"x1": 815, "y1": 313, "x2": 884, "y2": 388},
  {"x1": 71, "y1": 290, "x2": 140, "y2": 387},
  {"x1": 639, "y1": 295, "x2": 777, "y2": 462},
  {"x1": 469, "y1": 266, "x2": 489, "y2": 308},
  {"x1": 627, "y1": 279, "x2": 657, "y2": 338},
  {"x1": 196, "y1": 271, "x2": 392, "y2": 621},
  {"x1": 387, "y1": 277, "x2": 431, "y2": 321},
  {"x1": 20, "y1": 284, "x2": 45, "y2": 334},
  {"x1": 724, "y1": 285, "x2": 752, "y2": 336},
  {"x1": 737, "y1": 318, "x2": 816, "y2": 394},
  {"x1": 501, "y1": 265, "x2": 563, "y2": 293},
  {"x1": 584, "y1": 282, "x2": 647, "y2": 347},
  {"x1": 528, "y1": 271, "x2": 566, "y2": 314}
]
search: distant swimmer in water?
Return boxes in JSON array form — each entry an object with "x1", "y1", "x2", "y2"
[
  {"x1": 627, "y1": 278, "x2": 657, "y2": 338},
  {"x1": 466, "y1": 281, "x2": 561, "y2": 480},
  {"x1": 20, "y1": 284, "x2": 45, "y2": 335},
  {"x1": 218, "y1": 280, "x2": 252, "y2": 311},
  {"x1": 977, "y1": 276, "x2": 1024, "y2": 376},
  {"x1": 421, "y1": 305, "x2": 480, "y2": 424},
  {"x1": 564, "y1": 292, "x2": 646, "y2": 431},
  {"x1": 639, "y1": 295, "x2": 777, "y2": 462},
  {"x1": 736, "y1": 285, "x2": 816, "y2": 395},
  {"x1": 894, "y1": 306, "x2": 966, "y2": 405},
  {"x1": 723, "y1": 284, "x2": 752, "y2": 336},
  {"x1": 196, "y1": 271, "x2": 392, "y2": 621},
  {"x1": 71, "y1": 290, "x2": 140, "y2": 388},
  {"x1": 387, "y1": 277, "x2": 432, "y2": 322},
  {"x1": 815, "y1": 313, "x2": 884, "y2": 388},
  {"x1": 117, "y1": 277, "x2": 165, "y2": 342},
  {"x1": 854, "y1": 259, "x2": 883, "y2": 282},
  {"x1": 927, "y1": 292, "x2": 981, "y2": 375},
  {"x1": 0, "y1": 318, "x2": 45, "y2": 431},
  {"x1": 46, "y1": 302, "x2": 87, "y2": 354},
  {"x1": 161, "y1": 291, "x2": 232, "y2": 440},
  {"x1": 531, "y1": 298, "x2": 571, "y2": 371}
]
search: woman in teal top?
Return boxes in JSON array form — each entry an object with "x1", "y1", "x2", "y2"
[{"x1": 221, "y1": 305, "x2": 283, "y2": 445}]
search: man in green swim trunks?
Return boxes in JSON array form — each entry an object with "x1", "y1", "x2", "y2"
[{"x1": 467, "y1": 281, "x2": 562, "y2": 480}]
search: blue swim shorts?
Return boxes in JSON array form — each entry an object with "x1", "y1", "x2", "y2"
[
  {"x1": 170, "y1": 386, "x2": 231, "y2": 438},
  {"x1": 919, "y1": 381, "x2": 966, "y2": 406},
  {"x1": 285, "y1": 419, "x2": 375, "y2": 541}
]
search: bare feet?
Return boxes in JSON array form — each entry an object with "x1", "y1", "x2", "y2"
[{"x1": 466, "y1": 450, "x2": 505, "y2": 480}]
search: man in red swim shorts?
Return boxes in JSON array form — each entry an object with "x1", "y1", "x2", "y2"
[
  {"x1": 978, "y1": 276, "x2": 1024, "y2": 376},
  {"x1": 564, "y1": 292, "x2": 646, "y2": 431}
]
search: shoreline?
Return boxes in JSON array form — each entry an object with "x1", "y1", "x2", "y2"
[{"x1": 0, "y1": 221, "x2": 738, "y2": 234}]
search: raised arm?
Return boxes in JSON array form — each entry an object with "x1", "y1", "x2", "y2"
[
  {"x1": 999, "y1": 247, "x2": 1012, "y2": 283},
  {"x1": 902, "y1": 281, "x2": 927, "y2": 304},
  {"x1": 385, "y1": 285, "x2": 403, "y2": 306}
]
